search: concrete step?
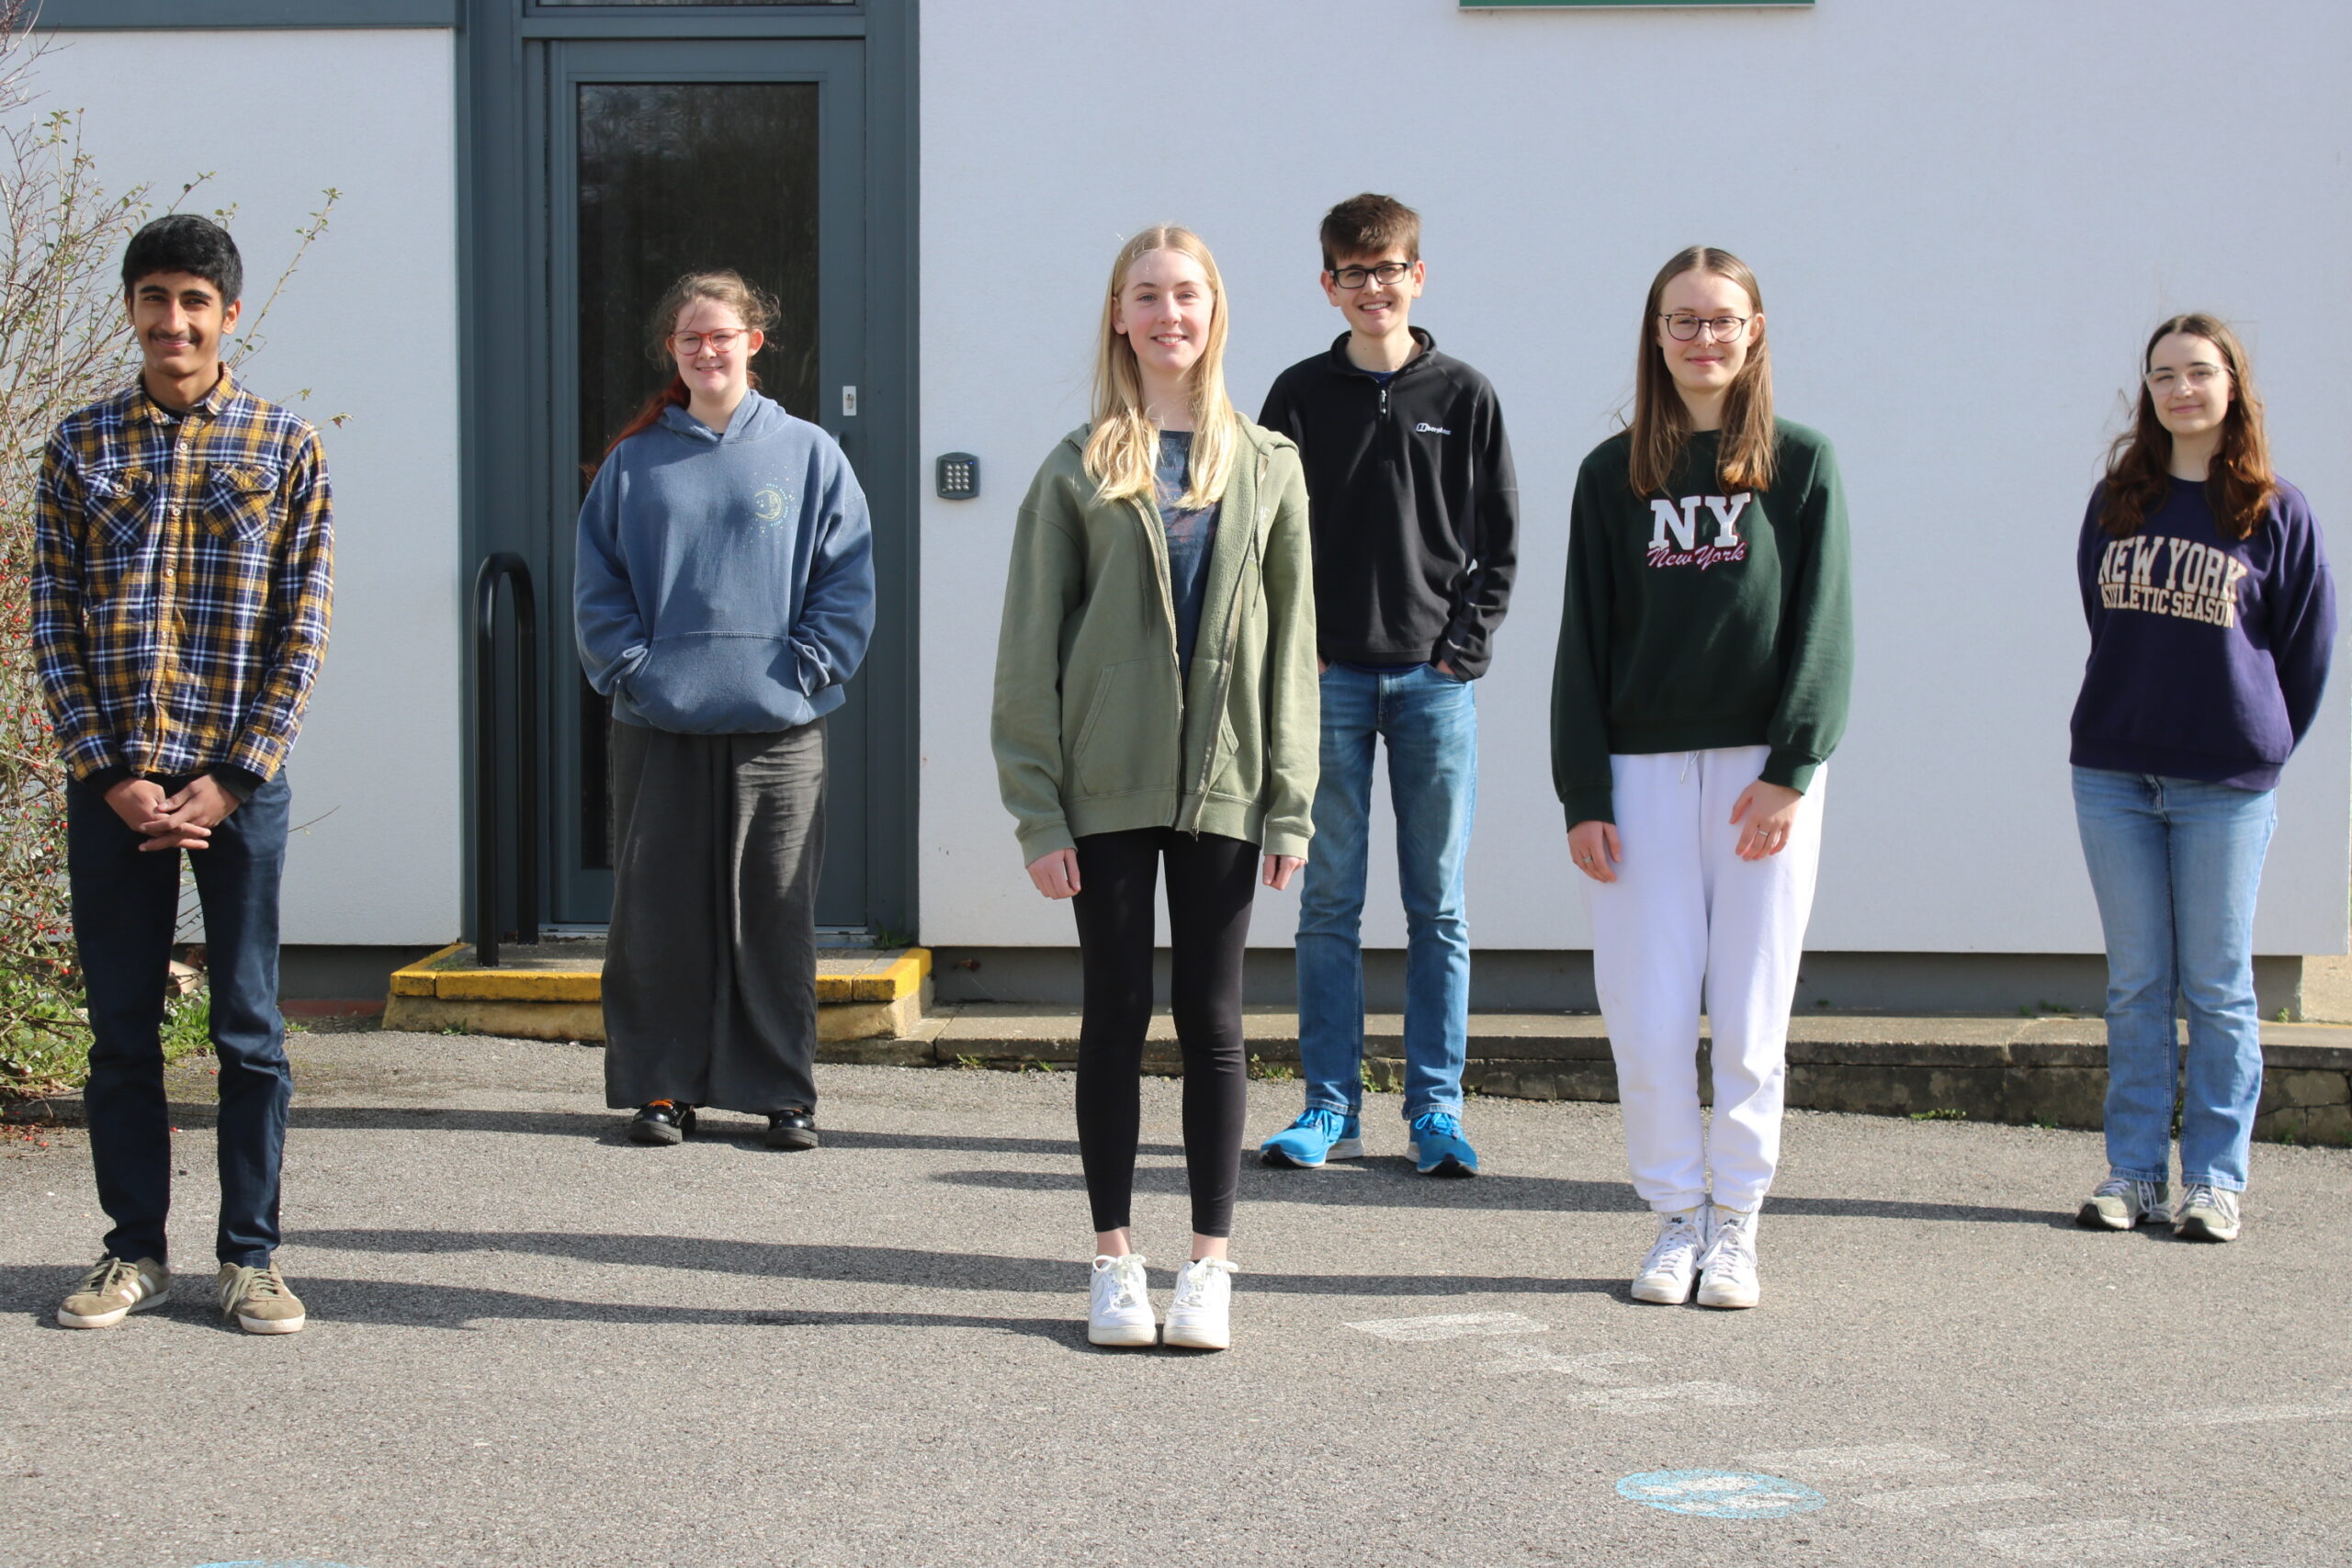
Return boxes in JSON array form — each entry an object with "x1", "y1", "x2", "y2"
[
  {"x1": 828, "y1": 1005, "x2": 2352, "y2": 1148},
  {"x1": 382, "y1": 940, "x2": 933, "y2": 1043}
]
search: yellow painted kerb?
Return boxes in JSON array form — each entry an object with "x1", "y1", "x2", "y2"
[{"x1": 388, "y1": 943, "x2": 931, "y2": 1006}]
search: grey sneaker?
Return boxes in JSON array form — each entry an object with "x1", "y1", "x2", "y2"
[
  {"x1": 217, "y1": 1262, "x2": 308, "y2": 1335},
  {"x1": 2077, "y1": 1175, "x2": 2171, "y2": 1231},
  {"x1": 56, "y1": 1255, "x2": 171, "y2": 1329},
  {"x1": 2176, "y1": 1183, "x2": 2242, "y2": 1243}
]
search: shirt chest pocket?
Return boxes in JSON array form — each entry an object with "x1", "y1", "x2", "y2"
[
  {"x1": 84, "y1": 464, "x2": 153, "y2": 551},
  {"x1": 203, "y1": 461, "x2": 282, "y2": 546}
]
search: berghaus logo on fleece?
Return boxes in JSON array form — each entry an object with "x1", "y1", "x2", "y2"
[{"x1": 1647, "y1": 493, "x2": 1750, "y2": 570}]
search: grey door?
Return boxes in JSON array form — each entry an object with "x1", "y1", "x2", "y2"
[{"x1": 540, "y1": 39, "x2": 869, "y2": 929}]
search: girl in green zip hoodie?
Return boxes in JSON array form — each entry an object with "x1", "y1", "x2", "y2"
[
  {"x1": 1551, "y1": 246, "x2": 1853, "y2": 1314},
  {"x1": 991, "y1": 226, "x2": 1318, "y2": 1351}
]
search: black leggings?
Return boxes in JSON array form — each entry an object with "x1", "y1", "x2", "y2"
[{"x1": 1069, "y1": 828, "x2": 1257, "y2": 1239}]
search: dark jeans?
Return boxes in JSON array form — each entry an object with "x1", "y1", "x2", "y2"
[
  {"x1": 68, "y1": 772, "x2": 292, "y2": 1268},
  {"x1": 1069, "y1": 828, "x2": 1257, "y2": 1239}
]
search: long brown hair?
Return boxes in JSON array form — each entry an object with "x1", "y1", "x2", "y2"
[
  {"x1": 1083, "y1": 226, "x2": 1240, "y2": 508},
  {"x1": 1627, "y1": 246, "x2": 1777, "y2": 497},
  {"x1": 2098, "y1": 313, "x2": 2275, "y2": 541},
  {"x1": 587, "y1": 269, "x2": 779, "y2": 478}
]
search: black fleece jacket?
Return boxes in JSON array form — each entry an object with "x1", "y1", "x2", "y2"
[{"x1": 1258, "y1": 328, "x2": 1518, "y2": 678}]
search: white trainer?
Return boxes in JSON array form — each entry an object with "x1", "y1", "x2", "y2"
[
  {"x1": 1087, "y1": 1253, "x2": 1157, "y2": 1348},
  {"x1": 1162, "y1": 1258, "x2": 1237, "y2": 1351},
  {"x1": 1694, "y1": 1207, "x2": 1761, "y2": 1310},
  {"x1": 1631, "y1": 1208, "x2": 1712, "y2": 1305}
]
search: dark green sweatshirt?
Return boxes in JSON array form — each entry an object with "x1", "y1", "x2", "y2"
[{"x1": 1550, "y1": 419, "x2": 1852, "y2": 827}]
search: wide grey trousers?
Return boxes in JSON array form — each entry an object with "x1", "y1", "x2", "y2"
[{"x1": 603, "y1": 717, "x2": 827, "y2": 1115}]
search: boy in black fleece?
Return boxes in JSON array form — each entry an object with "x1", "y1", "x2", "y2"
[{"x1": 1255, "y1": 193, "x2": 1517, "y2": 1179}]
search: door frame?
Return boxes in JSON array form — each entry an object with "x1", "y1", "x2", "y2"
[{"x1": 459, "y1": 0, "x2": 918, "y2": 942}]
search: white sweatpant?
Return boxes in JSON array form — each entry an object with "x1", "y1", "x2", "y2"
[{"x1": 1580, "y1": 746, "x2": 1825, "y2": 1213}]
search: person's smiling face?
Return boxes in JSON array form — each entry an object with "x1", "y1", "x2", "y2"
[
  {"x1": 128, "y1": 270, "x2": 239, "y2": 387},
  {"x1": 1655, "y1": 268, "x2": 1763, "y2": 400},
  {"x1": 2143, "y1": 331, "x2": 2233, "y2": 445},
  {"x1": 668, "y1": 297, "x2": 763, "y2": 404},
  {"x1": 1112, "y1": 247, "x2": 1216, "y2": 384},
  {"x1": 1321, "y1": 250, "x2": 1424, "y2": 338}
]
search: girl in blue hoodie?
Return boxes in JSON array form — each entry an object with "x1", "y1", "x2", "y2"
[
  {"x1": 2069, "y1": 313, "x2": 2334, "y2": 1243},
  {"x1": 575, "y1": 270, "x2": 876, "y2": 1150}
]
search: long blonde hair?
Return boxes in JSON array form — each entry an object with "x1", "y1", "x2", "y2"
[
  {"x1": 1628, "y1": 246, "x2": 1777, "y2": 497},
  {"x1": 1083, "y1": 226, "x2": 1239, "y2": 508}
]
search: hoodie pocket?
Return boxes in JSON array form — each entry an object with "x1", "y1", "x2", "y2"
[
  {"x1": 625, "y1": 633, "x2": 808, "y2": 734},
  {"x1": 1069, "y1": 657, "x2": 1173, "y2": 797}
]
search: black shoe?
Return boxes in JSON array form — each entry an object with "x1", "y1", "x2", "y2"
[
  {"x1": 628, "y1": 1101, "x2": 695, "y2": 1145},
  {"x1": 765, "y1": 1108, "x2": 819, "y2": 1151}
]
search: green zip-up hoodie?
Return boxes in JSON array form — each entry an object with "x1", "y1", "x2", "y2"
[
  {"x1": 992, "y1": 419, "x2": 1319, "y2": 862},
  {"x1": 1551, "y1": 419, "x2": 1852, "y2": 827}
]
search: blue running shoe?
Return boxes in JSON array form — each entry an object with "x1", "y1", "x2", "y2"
[
  {"x1": 1408, "y1": 1111, "x2": 1479, "y2": 1178},
  {"x1": 1259, "y1": 1107, "x2": 1363, "y2": 1168}
]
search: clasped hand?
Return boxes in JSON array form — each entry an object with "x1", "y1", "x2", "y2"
[{"x1": 104, "y1": 775, "x2": 241, "y2": 852}]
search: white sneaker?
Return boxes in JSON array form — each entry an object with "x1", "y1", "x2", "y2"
[
  {"x1": 2077, "y1": 1174, "x2": 2171, "y2": 1230},
  {"x1": 1631, "y1": 1208, "x2": 1712, "y2": 1305},
  {"x1": 1163, "y1": 1258, "x2": 1237, "y2": 1350},
  {"x1": 1087, "y1": 1253, "x2": 1157, "y2": 1348},
  {"x1": 1694, "y1": 1207, "x2": 1761, "y2": 1310}
]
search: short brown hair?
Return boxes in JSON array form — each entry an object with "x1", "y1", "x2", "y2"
[{"x1": 1319, "y1": 193, "x2": 1420, "y2": 272}]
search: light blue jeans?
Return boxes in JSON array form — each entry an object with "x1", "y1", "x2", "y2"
[
  {"x1": 1295, "y1": 663, "x2": 1476, "y2": 1120},
  {"x1": 2072, "y1": 767, "x2": 2276, "y2": 1191}
]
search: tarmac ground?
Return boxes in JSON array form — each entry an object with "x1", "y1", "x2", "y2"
[{"x1": 4, "y1": 1030, "x2": 2349, "y2": 1567}]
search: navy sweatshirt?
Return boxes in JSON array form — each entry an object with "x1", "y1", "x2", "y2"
[{"x1": 2070, "y1": 476, "x2": 2336, "y2": 790}]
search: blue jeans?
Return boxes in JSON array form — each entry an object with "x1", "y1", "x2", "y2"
[
  {"x1": 1295, "y1": 663, "x2": 1476, "y2": 1120},
  {"x1": 2071, "y1": 767, "x2": 2275, "y2": 1192},
  {"x1": 68, "y1": 772, "x2": 293, "y2": 1267}
]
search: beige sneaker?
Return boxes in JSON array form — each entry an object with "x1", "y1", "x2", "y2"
[
  {"x1": 56, "y1": 1255, "x2": 171, "y2": 1329},
  {"x1": 217, "y1": 1262, "x2": 308, "y2": 1335}
]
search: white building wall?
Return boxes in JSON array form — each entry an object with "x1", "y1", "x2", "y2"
[
  {"x1": 37, "y1": 29, "x2": 463, "y2": 947},
  {"x1": 918, "y1": 0, "x2": 2352, "y2": 957}
]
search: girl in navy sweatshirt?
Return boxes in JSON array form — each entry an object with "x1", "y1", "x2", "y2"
[{"x1": 2069, "y1": 313, "x2": 2335, "y2": 1244}]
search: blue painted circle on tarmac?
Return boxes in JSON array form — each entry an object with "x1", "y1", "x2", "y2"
[{"x1": 1616, "y1": 1469, "x2": 1826, "y2": 1519}]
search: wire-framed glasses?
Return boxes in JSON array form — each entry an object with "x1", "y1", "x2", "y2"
[{"x1": 2145, "y1": 364, "x2": 2226, "y2": 393}]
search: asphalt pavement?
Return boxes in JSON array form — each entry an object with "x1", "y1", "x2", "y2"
[{"x1": 4, "y1": 1030, "x2": 2348, "y2": 1567}]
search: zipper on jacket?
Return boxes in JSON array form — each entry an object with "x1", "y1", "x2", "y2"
[{"x1": 1184, "y1": 446, "x2": 1272, "y2": 836}]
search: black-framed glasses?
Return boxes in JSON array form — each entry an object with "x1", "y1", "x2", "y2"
[
  {"x1": 1329, "y1": 261, "x2": 1414, "y2": 289},
  {"x1": 1658, "y1": 312, "x2": 1749, "y2": 343},
  {"x1": 670, "y1": 328, "x2": 753, "y2": 355}
]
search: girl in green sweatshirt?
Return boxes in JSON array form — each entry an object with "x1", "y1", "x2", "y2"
[
  {"x1": 1550, "y1": 246, "x2": 1853, "y2": 1312},
  {"x1": 990, "y1": 227, "x2": 1319, "y2": 1351}
]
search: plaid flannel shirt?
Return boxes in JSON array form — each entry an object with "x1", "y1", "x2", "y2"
[{"x1": 31, "y1": 368, "x2": 334, "y2": 792}]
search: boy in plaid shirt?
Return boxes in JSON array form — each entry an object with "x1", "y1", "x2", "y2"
[{"x1": 34, "y1": 216, "x2": 334, "y2": 1334}]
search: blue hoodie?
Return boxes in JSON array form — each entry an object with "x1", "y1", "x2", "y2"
[
  {"x1": 2070, "y1": 476, "x2": 2335, "y2": 790},
  {"x1": 575, "y1": 392, "x2": 875, "y2": 733}
]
